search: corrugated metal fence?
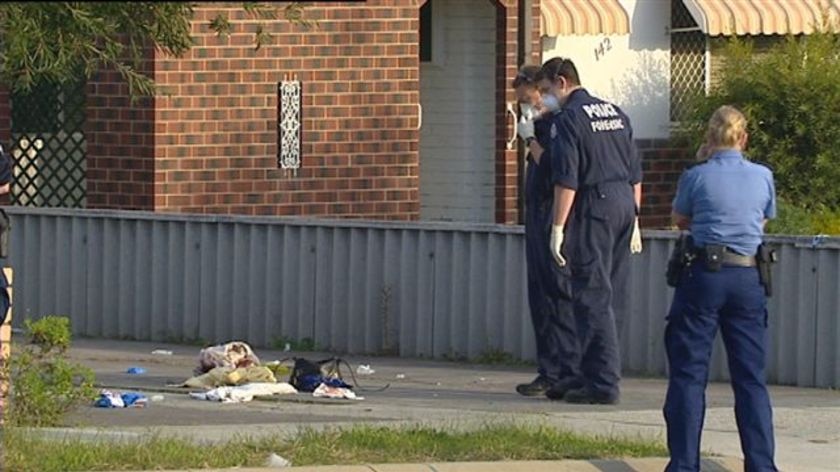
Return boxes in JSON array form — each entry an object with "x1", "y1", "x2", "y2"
[{"x1": 4, "y1": 207, "x2": 839, "y2": 388}]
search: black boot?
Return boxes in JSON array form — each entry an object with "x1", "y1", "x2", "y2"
[
  {"x1": 515, "y1": 376, "x2": 553, "y2": 397},
  {"x1": 545, "y1": 377, "x2": 583, "y2": 400},
  {"x1": 563, "y1": 386, "x2": 620, "y2": 405}
]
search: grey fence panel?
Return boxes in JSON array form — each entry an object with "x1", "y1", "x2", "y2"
[
  {"x1": 624, "y1": 235, "x2": 672, "y2": 377},
  {"x1": 766, "y1": 241, "x2": 819, "y2": 386},
  {"x1": 815, "y1": 247, "x2": 840, "y2": 388},
  {"x1": 5, "y1": 208, "x2": 840, "y2": 388}
]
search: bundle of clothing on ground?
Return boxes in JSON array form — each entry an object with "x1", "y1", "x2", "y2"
[
  {"x1": 178, "y1": 341, "x2": 369, "y2": 402},
  {"x1": 94, "y1": 390, "x2": 148, "y2": 408}
]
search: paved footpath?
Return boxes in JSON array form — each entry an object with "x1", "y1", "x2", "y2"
[{"x1": 40, "y1": 339, "x2": 840, "y2": 471}]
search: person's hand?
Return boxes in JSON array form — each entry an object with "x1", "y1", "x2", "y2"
[
  {"x1": 0, "y1": 183, "x2": 9, "y2": 195},
  {"x1": 630, "y1": 217, "x2": 642, "y2": 254},
  {"x1": 550, "y1": 224, "x2": 566, "y2": 267},
  {"x1": 517, "y1": 117, "x2": 535, "y2": 141}
]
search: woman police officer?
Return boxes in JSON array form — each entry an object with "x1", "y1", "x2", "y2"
[{"x1": 665, "y1": 106, "x2": 778, "y2": 471}]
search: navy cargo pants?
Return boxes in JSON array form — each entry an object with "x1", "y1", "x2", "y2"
[
  {"x1": 524, "y1": 159, "x2": 581, "y2": 384},
  {"x1": 564, "y1": 181, "x2": 635, "y2": 399},
  {"x1": 664, "y1": 263, "x2": 777, "y2": 472}
]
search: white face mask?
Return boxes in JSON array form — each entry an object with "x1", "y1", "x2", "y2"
[{"x1": 541, "y1": 93, "x2": 561, "y2": 112}]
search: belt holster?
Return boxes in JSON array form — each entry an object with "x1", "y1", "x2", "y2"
[
  {"x1": 701, "y1": 244, "x2": 726, "y2": 272},
  {"x1": 666, "y1": 234, "x2": 695, "y2": 287},
  {"x1": 0, "y1": 208, "x2": 9, "y2": 259},
  {"x1": 756, "y1": 243, "x2": 777, "y2": 297}
]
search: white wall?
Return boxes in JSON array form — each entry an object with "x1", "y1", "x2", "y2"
[
  {"x1": 541, "y1": 0, "x2": 671, "y2": 140},
  {"x1": 419, "y1": 0, "x2": 496, "y2": 223}
]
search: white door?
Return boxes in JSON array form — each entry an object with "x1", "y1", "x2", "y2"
[{"x1": 419, "y1": 0, "x2": 496, "y2": 223}]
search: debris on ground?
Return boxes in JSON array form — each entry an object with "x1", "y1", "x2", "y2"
[
  {"x1": 265, "y1": 360, "x2": 292, "y2": 378},
  {"x1": 395, "y1": 373, "x2": 406, "y2": 379},
  {"x1": 356, "y1": 364, "x2": 375, "y2": 375},
  {"x1": 195, "y1": 341, "x2": 260, "y2": 375},
  {"x1": 126, "y1": 366, "x2": 146, "y2": 375},
  {"x1": 94, "y1": 390, "x2": 148, "y2": 408},
  {"x1": 265, "y1": 453, "x2": 292, "y2": 468},
  {"x1": 177, "y1": 365, "x2": 277, "y2": 389},
  {"x1": 189, "y1": 382, "x2": 297, "y2": 403},
  {"x1": 150, "y1": 349, "x2": 173, "y2": 356},
  {"x1": 165, "y1": 342, "x2": 383, "y2": 403},
  {"x1": 312, "y1": 383, "x2": 363, "y2": 400}
]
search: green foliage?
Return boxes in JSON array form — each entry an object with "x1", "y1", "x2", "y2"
[
  {"x1": 0, "y1": 2, "x2": 194, "y2": 97},
  {"x1": 813, "y1": 211, "x2": 840, "y2": 235},
  {"x1": 3, "y1": 316, "x2": 95, "y2": 427},
  {"x1": 678, "y1": 23, "x2": 840, "y2": 212},
  {"x1": 271, "y1": 335, "x2": 318, "y2": 352},
  {"x1": 0, "y1": 2, "x2": 313, "y2": 98},
  {"x1": 472, "y1": 348, "x2": 530, "y2": 366},
  {"x1": 25, "y1": 316, "x2": 72, "y2": 352},
  {"x1": 766, "y1": 200, "x2": 840, "y2": 235}
]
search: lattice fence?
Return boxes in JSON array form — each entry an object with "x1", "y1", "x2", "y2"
[
  {"x1": 670, "y1": 0, "x2": 707, "y2": 124},
  {"x1": 9, "y1": 77, "x2": 87, "y2": 207}
]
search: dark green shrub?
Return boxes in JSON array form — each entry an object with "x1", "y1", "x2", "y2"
[
  {"x1": 3, "y1": 316, "x2": 95, "y2": 426},
  {"x1": 679, "y1": 21, "x2": 840, "y2": 214}
]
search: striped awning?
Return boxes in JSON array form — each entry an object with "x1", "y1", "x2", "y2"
[
  {"x1": 682, "y1": 0, "x2": 840, "y2": 36},
  {"x1": 540, "y1": 0, "x2": 631, "y2": 36}
]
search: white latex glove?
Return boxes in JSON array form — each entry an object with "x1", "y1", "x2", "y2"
[
  {"x1": 517, "y1": 117, "x2": 535, "y2": 141},
  {"x1": 630, "y1": 217, "x2": 642, "y2": 254},
  {"x1": 519, "y1": 103, "x2": 536, "y2": 122},
  {"x1": 550, "y1": 225, "x2": 566, "y2": 267}
]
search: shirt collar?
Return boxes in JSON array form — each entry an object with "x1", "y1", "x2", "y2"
[
  {"x1": 563, "y1": 88, "x2": 589, "y2": 108},
  {"x1": 710, "y1": 148, "x2": 743, "y2": 160}
]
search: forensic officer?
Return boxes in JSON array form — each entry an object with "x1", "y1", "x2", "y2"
[
  {"x1": 665, "y1": 106, "x2": 778, "y2": 471},
  {"x1": 537, "y1": 57, "x2": 642, "y2": 404},
  {"x1": 512, "y1": 65, "x2": 581, "y2": 397}
]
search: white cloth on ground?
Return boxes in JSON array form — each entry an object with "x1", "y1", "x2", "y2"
[
  {"x1": 312, "y1": 383, "x2": 363, "y2": 400},
  {"x1": 189, "y1": 382, "x2": 297, "y2": 403}
]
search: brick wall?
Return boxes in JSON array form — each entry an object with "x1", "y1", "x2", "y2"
[
  {"x1": 638, "y1": 139, "x2": 693, "y2": 228},
  {"x1": 0, "y1": 87, "x2": 9, "y2": 146},
  {"x1": 86, "y1": 54, "x2": 157, "y2": 210},
  {"x1": 151, "y1": 1, "x2": 422, "y2": 219},
  {"x1": 529, "y1": 0, "x2": 542, "y2": 64},
  {"x1": 0, "y1": 87, "x2": 9, "y2": 206},
  {"x1": 494, "y1": 0, "x2": 521, "y2": 224}
]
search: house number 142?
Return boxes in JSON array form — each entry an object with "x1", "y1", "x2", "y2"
[{"x1": 594, "y1": 38, "x2": 612, "y2": 61}]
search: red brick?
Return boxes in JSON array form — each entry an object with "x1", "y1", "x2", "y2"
[{"x1": 0, "y1": 1, "x2": 590, "y2": 224}]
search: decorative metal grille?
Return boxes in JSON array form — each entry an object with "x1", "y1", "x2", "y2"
[
  {"x1": 277, "y1": 77, "x2": 302, "y2": 176},
  {"x1": 670, "y1": 0, "x2": 706, "y2": 124},
  {"x1": 9, "y1": 77, "x2": 87, "y2": 207}
]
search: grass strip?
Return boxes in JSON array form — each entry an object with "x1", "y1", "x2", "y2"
[{"x1": 3, "y1": 424, "x2": 667, "y2": 471}]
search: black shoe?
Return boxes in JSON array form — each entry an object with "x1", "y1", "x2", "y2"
[
  {"x1": 563, "y1": 387, "x2": 620, "y2": 405},
  {"x1": 516, "y1": 376, "x2": 553, "y2": 397},
  {"x1": 545, "y1": 377, "x2": 583, "y2": 400}
]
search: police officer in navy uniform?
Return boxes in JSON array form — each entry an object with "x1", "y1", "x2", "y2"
[
  {"x1": 665, "y1": 106, "x2": 778, "y2": 471},
  {"x1": 512, "y1": 65, "x2": 582, "y2": 397},
  {"x1": 537, "y1": 57, "x2": 643, "y2": 404}
]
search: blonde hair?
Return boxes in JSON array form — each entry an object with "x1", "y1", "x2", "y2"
[{"x1": 706, "y1": 105, "x2": 747, "y2": 149}]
